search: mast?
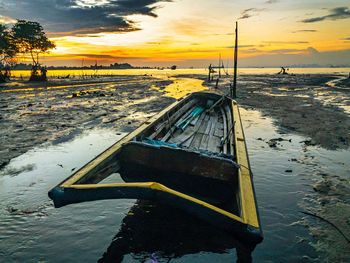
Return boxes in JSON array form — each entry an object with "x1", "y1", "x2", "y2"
[{"x1": 231, "y1": 21, "x2": 238, "y2": 98}]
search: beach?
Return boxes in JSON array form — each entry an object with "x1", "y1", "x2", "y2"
[{"x1": 0, "y1": 69, "x2": 349, "y2": 262}]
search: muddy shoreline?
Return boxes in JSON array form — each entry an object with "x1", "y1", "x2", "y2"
[
  {"x1": 0, "y1": 75, "x2": 175, "y2": 168},
  {"x1": 190, "y1": 73, "x2": 350, "y2": 150},
  {"x1": 1, "y1": 72, "x2": 349, "y2": 261},
  {"x1": 1, "y1": 73, "x2": 349, "y2": 168}
]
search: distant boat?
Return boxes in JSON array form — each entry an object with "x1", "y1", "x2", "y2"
[
  {"x1": 49, "y1": 91, "x2": 263, "y2": 246},
  {"x1": 170, "y1": 65, "x2": 177, "y2": 70}
]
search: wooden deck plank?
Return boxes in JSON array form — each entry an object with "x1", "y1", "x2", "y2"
[
  {"x1": 220, "y1": 108, "x2": 228, "y2": 154},
  {"x1": 190, "y1": 114, "x2": 210, "y2": 149},
  {"x1": 214, "y1": 115, "x2": 224, "y2": 137},
  {"x1": 206, "y1": 134, "x2": 221, "y2": 153},
  {"x1": 204, "y1": 113, "x2": 218, "y2": 150},
  {"x1": 168, "y1": 112, "x2": 206, "y2": 146},
  {"x1": 161, "y1": 105, "x2": 196, "y2": 142},
  {"x1": 225, "y1": 105, "x2": 234, "y2": 155},
  {"x1": 149, "y1": 99, "x2": 197, "y2": 140},
  {"x1": 199, "y1": 118, "x2": 212, "y2": 150}
]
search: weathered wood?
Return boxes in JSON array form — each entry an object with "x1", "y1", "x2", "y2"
[
  {"x1": 225, "y1": 105, "x2": 234, "y2": 155},
  {"x1": 48, "y1": 91, "x2": 263, "y2": 245},
  {"x1": 177, "y1": 113, "x2": 207, "y2": 147},
  {"x1": 120, "y1": 142, "x2": 237, "y2": 182},
  {"x1": 149, "y1": 99, "x2": 197, "y2": 139},
  {"x1": 207, "y1": 133, "x2": 221, "y2": 153},
  {"x1": 220, "y1": 108, "x2": 228, "y2": 154},
  {"x1": 214, "y1": 115, "x2": 224, "y2": 137},
  {"x1": 190, "y1": 114, "x2": 210, "y2": 149},
  {"x1": 190, "y1": 115, "x2": 200, "y2": 126},
  {"x1": 160, "y1": 105, "x2": 196, "y2": 142},
  {"x1": 205, "y1": 113, "x2": 218, "y2": 150},
  {"x1": 199, "y1": 117, "x2": 213, "y2": 150}
]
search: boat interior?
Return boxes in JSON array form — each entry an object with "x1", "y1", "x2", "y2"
[
  {"x1": 117, "y1": 92, "x2": 242, "y2": 215},
  {"x1": 51, "y1": 92, "x2": 243, "y2": 218}
]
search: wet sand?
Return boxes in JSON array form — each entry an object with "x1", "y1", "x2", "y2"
[
  {"x1": 208, "y1": 73, "x2": 350, "y2": 262},
  {"x1": 0, "y1": 75, "x2": 174, "y2": 169},
  {"x1": 1, "y1": 72, "x2": 349, "y2": 262},
  {"x1": 185, "y1": 73, "x2": 350, "y2": 150}
]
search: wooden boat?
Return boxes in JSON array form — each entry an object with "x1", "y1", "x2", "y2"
[{"x1": 49, "y1": 91, "x2": 263, "y2": 246}]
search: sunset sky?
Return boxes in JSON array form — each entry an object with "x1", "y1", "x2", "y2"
[{"x1": 0, "y1": 0, "x2": 349, "y2": 67}]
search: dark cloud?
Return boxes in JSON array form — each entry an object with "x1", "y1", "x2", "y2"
[
  {"x1": 263, "y1": 41, "x2": 309, "y2": 44},
  {"x1": 341, "y1": 37, "x2": 350, "y2": 41},
  {"x1": 265, "y1": 0, "x2": 279, "y2": 4},
  {"x1": 269, "y1": 48, "x2": 305, "y2": 54},
  {"x1": 239, "y1": 45, "x2": 256, "y2": 48},
  {"x1": 240, "y1": 47, "x2": 313, "y2": 55},
  {"x1": 226, "y1": 45, "x2": 256, "y2": 48},
  {"x1": 301, "y1": 7, "x2": 350, "y2": 23},
  {"x1": 1, "y1": 0, "x2": 172, "y2": 35},
  {"x1": 50, "y1": 53, "x2": 143, "y2": 59},
  {"x1": 69, "y1": 54, "x2": 120, "y2": 59},
  {"x1": 160, "y1": 49, "x2": 219, "y2": 54},
  {"x1": 292, "y1": 29, "x2": 318, "y2": 33},
  {"x1": 238, "y1": 8, "x2": 265, "y2": 20}
]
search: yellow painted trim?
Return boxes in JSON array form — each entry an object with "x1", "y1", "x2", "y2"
[
  {"x1": 62, "y1": 97, "x2": 186, "y2": 187},
  {"x1": 232, "y1": 101, "x2": 259, "y2": 228},
  {"x1": 68, "y1": 182, "x2": 245, "y2": 223},
  {"x1": 57, "y1": 92, "x2": 258, "y2": 228}
]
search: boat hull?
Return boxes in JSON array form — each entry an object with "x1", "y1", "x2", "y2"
[{"x1": 48, "y1": 91, "x2": 263, "y2": 246}]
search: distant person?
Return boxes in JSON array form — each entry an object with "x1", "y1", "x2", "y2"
[{"x1": 277, "y1": 67, "x2": 288, "y2": 75}]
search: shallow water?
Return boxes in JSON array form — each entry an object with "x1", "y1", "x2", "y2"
[
  {"x1": 1, "y1": 71, "x2": 350, "y2": 261},
  {"x1": 1, "y1": 103, "x2": 349, "y2": 262},
  {"x1": 10, "y1": 67, "x2": 350, "y2": 79},
  {"x1": 0, "y1": 129, "x2": 133, "y2": 262},
  {"x1": 314, "y1": 76, "x2": 350, "y2": 114},
  {"x1": 151, "y1": 78, "x2": 206, "y2": 99}
]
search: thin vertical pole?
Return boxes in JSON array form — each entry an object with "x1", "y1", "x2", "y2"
[
  {"x1": 232, "y1": 21, "x2": 238, "y2": 98},
  {"x1": 208, "y1": 64, "x2": 212, "y2": 81},
  {"x1": 218, "y1": 53, "x2": 221, "y2": 78}
]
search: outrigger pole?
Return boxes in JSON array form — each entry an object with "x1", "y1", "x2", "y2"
[{"x1": 231, "y1": 21, "x2": 238, "y2": 98}]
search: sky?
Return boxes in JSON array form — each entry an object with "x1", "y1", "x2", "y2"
[{"x1": 0, "y1": 0, "x2": 349, "y2": 67}]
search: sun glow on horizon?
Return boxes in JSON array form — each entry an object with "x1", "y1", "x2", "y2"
[{"x1": 10, "y1": 0, "x2": 348, "y2": 67}]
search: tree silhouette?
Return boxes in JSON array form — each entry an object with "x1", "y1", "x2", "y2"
[
  {"x1": 0, "y1": 24, "x2": 17, "y2": 82},
  {"x1": 12, "y1": 20, "x2": 55, "y2": 81}
]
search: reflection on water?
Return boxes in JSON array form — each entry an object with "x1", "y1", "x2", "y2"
[
  {"x1": 0, "y1": 98, "x2": 349, "y2": 261},
  {"x1": 99, "y1": 201, "x2": 253, "y2": 263},
  {"x1": 152, "y1": 78, "x2": 206, "y2": 99},
  {"x1": 313, "y1": 77, "x2": 350, "y2": 114}
]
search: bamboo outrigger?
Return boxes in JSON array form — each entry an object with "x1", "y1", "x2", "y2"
[{"x1": 49, "y1": 91, "x2": 263, "y2": 246}]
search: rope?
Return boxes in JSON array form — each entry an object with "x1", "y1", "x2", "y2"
[{"x1": 300, "y1": 211, "x2": 350, "y2": 244}]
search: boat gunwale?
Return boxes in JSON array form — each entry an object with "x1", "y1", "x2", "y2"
[{"x1": 48, "y1": 91, "x2": 262, "y2": 242}]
